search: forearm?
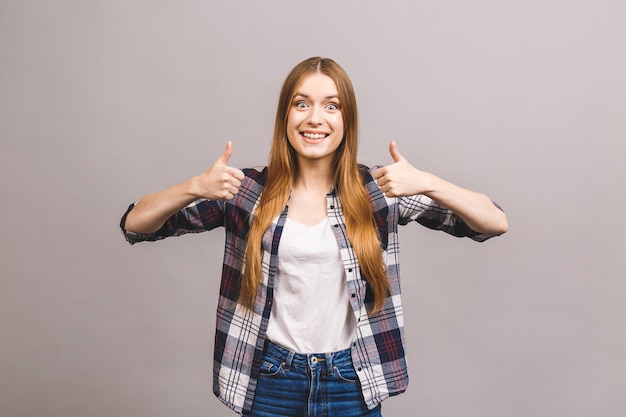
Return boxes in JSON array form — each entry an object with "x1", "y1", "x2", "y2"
[
  {"x1": 423, "y1": 172, "x2": 508, "y2": 235},
  {"x1": 124, "y1": 142, "x2": 246, "y2": 235},
  {"x1": 124, "y1": 177, "x2": 200, "y2": 234}
]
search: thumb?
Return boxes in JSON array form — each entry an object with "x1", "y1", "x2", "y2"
[
  {"x1": 217, "y1": 141, "x2": 233, "y2": 165},
  {"x1": 389, "y1": 141, "x2": 405, "y2": 163}
]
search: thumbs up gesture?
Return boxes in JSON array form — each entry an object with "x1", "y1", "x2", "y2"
[
  {"x1": 372, "y1": 141, "x2": 430, "y2": 197},
  {"x1": 192, "y1": 141, "x2": 245, "y2": 200}
]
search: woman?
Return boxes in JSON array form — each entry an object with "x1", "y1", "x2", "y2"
[{"x1": 120, "y1": 57, "x2": 508, "y2": 416}]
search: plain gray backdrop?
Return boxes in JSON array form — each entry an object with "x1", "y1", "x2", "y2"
[{"x1": 1, "y1": 1, "x2": 625, "y2": 416}]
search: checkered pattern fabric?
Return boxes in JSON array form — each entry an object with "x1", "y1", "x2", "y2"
[{"x1": 121, "y1": 165, "x2": 499, "y2": 414}]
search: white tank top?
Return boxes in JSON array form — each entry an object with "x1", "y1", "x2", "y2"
[{"x1": 266, "y1": 217, "x2": 357, "y2": 353}]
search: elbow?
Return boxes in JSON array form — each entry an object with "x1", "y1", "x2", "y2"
[
  {"x1": 124, "y1": 213, "x2": 160, "y2": 235},
  {"x1": 123, "y1": 215, "x2": 141, "y2": 234},
  {"x1": 121, "y1": 208, "x2": 139, "y2": 233},
  {"x1": 489, "y1": 200, "x2": 508, "y2": 235},
  {"x1": 472, "y1": 210, "x2": 508, "y2": 236},
  {"x1": 475, "y1": 220, "x2": 507, "y2": 237},
  {"x1": 121, "y1": 206, "x2": 156, "y2": 235},
  {"x1": 495, "y1": 219, "x2": 508, "y2": 235},
  {"x1": 491, "y1": 212, "x2": 509, "y2": 235}
]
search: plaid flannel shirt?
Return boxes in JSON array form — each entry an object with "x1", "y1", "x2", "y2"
[{"x1": 120, "y1": 165, "x2": 499, "y2": 414}]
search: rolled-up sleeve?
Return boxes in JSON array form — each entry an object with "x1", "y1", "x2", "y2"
[
  {"x1": 398, "y1": 193, "x2": 502, "y2": 242},
  {"x1": 120, "y1": 199, "x2": 225, "y2": 245}
]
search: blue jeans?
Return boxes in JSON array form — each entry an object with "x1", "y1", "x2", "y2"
[{"x1": 245, "y1": 341, "x2": 383, "y2": 417}]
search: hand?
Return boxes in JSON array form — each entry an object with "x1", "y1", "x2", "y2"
[
  {"x1": 192, "y1": 141, "x2": 245, "y2": 200},
  {"x1": 372, "y1": 142, "x2": 508, "y2": 234},
  {"x1": 372, "y1": 141, "x2": 431, "y2": 197}
]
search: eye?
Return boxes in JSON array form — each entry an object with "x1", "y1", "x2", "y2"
[
  {"x1": 326, "y1": 103, "x2": 340, "y2": 111},
  {"x1": 295, "y1": 101, "x2": 309, "y2": 109}
]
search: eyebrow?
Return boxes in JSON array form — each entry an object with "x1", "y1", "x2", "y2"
[{"x1": 293, "y1": 92, "x2": 340, "y2": 100}]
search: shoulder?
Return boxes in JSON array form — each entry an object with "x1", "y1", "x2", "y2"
[
  {"x1": 357, "y1": 164, "x2": 385, "y2": 188},
  {"x1": 358, "y1": 164, "x2": 390, "y2": 208},
  {"x1": 241, "y1": 166, "x2": 268, "y2": 187},
  {"x1": 357, "y1": 164, "x2": 374, "y2": 181},
  {"x1": 225, "y1": 167, "x2": 268, "y2": 209},
  {"x1": 242, "y1": 166, "x2": 268, "y2": 178}
]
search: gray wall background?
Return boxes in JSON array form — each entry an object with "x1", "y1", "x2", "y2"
[{"x1": 1, "y1": 1, "x2": 625, "y2": 416}]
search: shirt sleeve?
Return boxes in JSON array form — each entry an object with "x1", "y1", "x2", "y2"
[
  {"x1": 120, "y1": 198, "x2": 225, "y2": 245},
  {"x1": 397, "y1": 193, "x2": 502, "y2": 242}
]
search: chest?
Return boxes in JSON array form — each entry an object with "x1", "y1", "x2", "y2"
[{"x1": 285, "y1": 190, "x2": 328, "y2": 226}]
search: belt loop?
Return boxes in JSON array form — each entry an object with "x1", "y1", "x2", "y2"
[
  {"x1": 284, "y1": 350, "x2": 295, "y2": 372},
  {"x1": 325, "y1": 352, "x2": 333, "y2": 375}
]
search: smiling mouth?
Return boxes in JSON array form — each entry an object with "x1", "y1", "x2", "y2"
[{"x1": 301, "y1": 132, "x2": 329, "y2": 140}]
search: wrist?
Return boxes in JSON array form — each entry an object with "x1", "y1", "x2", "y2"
[
  {"x1": 182, "y1": 176, "x2": 203, "y2": 200},
  {"x1": 420, "y1": 171, "x2": 439, "y2": 196}
]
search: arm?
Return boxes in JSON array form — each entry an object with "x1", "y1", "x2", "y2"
[
  {"x1": 372, "y1": 141, "x2": 508, "y2": 235},
  {"x1": 124, "y1": 141, "x2": 245, "y2": 234}
]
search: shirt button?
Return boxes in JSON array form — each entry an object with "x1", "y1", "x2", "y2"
[
  {"x1": 351, "y1": 294, "x2": 356, "y2": 298},
  {"x1": 330, "y1": 205, "x2": 335, "y2": 209},
  {"x1": 334, "y1": 224, "x2": 339, "y2": 228},
  {"x1": 348, "y1": 268, "x2": 352, "y2": 272}
]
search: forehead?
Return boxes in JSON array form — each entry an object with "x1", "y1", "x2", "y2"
[{"x1": 293, "y1": 72, "x2": 339, "y2": 97}]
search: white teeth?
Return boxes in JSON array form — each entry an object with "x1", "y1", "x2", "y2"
[{"x1": 302, "y1": 132, "x2": 327, "y2": 139}]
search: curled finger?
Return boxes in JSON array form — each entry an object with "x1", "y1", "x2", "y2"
[
  {"x1": 229, "y1": 176, "x2": 242, "y2": 189},
  {"x1": 230, "y1": 168, "x2": 245, "y2": 181},
  {"x1": 228, "y1": 183, "x2": 240, "y2": 196},
  {"x1": 371, "y1": 167, "x2": 385, "y2": 180}
]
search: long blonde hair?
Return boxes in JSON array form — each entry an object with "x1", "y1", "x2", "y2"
[{"x1": 240, "y1": 57, "x2": 389, "y2": 313}]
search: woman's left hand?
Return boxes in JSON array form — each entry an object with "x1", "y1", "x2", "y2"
[
  {"x1": 373, "y1": 141, "x2": 508, "y2": 235},
  {"x1": 372, "y1": 141, "x2": 432, "y2": 197}
]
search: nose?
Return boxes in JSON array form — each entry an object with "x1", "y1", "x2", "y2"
[{"x1": 307, "y1": 105, "x2": 323, "y2": 125}]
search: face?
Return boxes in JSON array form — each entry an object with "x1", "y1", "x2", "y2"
[{"x1": 286, "y1": 72, "x2": 345, "y2": 165}]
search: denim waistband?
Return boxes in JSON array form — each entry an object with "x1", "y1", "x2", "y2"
[{"x1": 264, "y1": 340, "x2": 353, "y2": 369}]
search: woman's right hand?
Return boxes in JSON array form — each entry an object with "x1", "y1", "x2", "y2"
[
  {"x1": 124, "y1": 142, "x2": 244, "y2": 234},
  {"x1": 190, "y1": 141, "x2": 245, "y2": 200}
]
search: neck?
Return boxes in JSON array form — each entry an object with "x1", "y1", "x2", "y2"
[{"x1": 293, "y1": 159, "x2": 334, "y2": 193}]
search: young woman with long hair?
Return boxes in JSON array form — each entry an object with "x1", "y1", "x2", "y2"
[{"x1": 121, "y1": 56, "x2": 507, "y2": 416}]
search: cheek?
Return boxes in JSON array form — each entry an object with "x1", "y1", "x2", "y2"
[
  {"x1": 285, "y1": 114, "x2": 297, "y2": 138},
  {"x1": 286, "y1": 109, "x2": 304, "y2": 125},
  {"x1": 285, "y1": 130, "x2": 297, "y2": 148},
  {"x1": 333, "y1": 116, "x2": 345, "y2": 135}
]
